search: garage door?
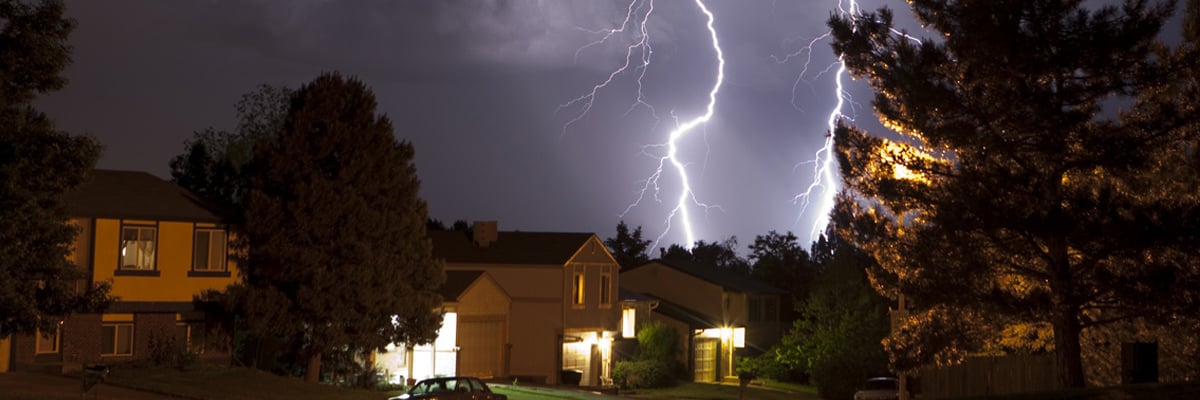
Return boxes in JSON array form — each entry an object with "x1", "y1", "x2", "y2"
[{"x1": 458, "y1": 318, "x2": 505, "y2": 378}]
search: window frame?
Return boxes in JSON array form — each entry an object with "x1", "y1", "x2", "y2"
[
  {"x1": 599, "y1": 266, "x2": 613, "y2": 308},
  {"x1": 118, "y1": 223, "x2": 158, "y2": 273},
  {"x1": 572, "y1": 266, "x2": 585, "y2": 308},
  {"x1": 192, "y1": 227, "x2": 228, "y2": 272},
  {"x1": 101, "y1": 323, "x2": 134, "y2": 357}
]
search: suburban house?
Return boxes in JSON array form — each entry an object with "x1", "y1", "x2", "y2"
[
  {"x1": 0, "y1": 170, "x2": 237, "y2": 373},
  {"x1": 376, "y1": 222, "x2": 623, "y2": 386},
  {"x1": 373, "y1": 270, "x2": 510, "y2": 384},
  {"x1": 620, "y1": 259, "x2": 785, "y2": 383}
]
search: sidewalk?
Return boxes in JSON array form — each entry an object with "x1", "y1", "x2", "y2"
[{"x1": 0, "y1": 371, "x2": 184, "y2": 400}]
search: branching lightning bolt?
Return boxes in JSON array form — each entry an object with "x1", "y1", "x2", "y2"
[
  {"x1": 777, "y1": 0, "x2": 861, "y2": 242},
  {"x1": 781, "y1": 0, "x2": 922, "y2": 242},
  {"x1": 560, "y1": 0, "x2": 724, "y2": 251}
]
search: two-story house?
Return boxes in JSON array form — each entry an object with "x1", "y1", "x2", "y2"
[
  {"x1": 620, "y1": 259, "x2": 785, "y2": 383},
  {"x1": 420, "y1": 221, "x2": 622, "y2": 386},
  {"x1": 4, "y1": 170, "x2": 237, "y2": 373}
]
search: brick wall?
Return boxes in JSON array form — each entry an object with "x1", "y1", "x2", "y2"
[
  {"x1": 62, "y1": 313, "x2": 102, "y2": 373},
  {"x1": 134, "y1": 313, "x2": 176, "y2": 361}
]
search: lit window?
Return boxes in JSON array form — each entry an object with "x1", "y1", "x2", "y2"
[
  {"x1": 101, "y1": 323, "x2": 134, "y2": 356},
  {"x1": 120, "y1": 226, "x2": 156, "y2": 270},
  {"x1": 193, "y1": 229, "x2": 228, "y2": 271},
  {"x1": 599, "y1": 267, "x2": 612, "y2": 307},
  {"x1": 36, "y1": 325, "x2": 60, "y2": 354},
  {"x1": 621, "y1": 307, "x2": 636, "y2": 338},
  {"x1": 573, "y1": 269, "x2": 585, "y2": 306}
]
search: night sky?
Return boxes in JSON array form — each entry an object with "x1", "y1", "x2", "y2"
[{"x1": 36, "y1": 1, "x2": 1183, "y2": 253}]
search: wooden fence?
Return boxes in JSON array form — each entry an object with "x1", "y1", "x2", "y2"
[{"x1": 918, "y1": 353, "x2": 1061, "y2": 399}]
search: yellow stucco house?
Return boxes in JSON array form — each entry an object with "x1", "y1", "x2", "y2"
[
  {"x1": 2, "y1": 170, "x2": 237, "y2": 373},
  {"x1": 375, "y1": 221, "x2": 622, "y2": 386}
]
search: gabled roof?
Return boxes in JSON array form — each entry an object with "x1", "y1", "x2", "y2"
[
  {"x1": 63, "y1": 169, "x2": 222, "y2": 223},
  {"x1": 430, "y1": 230, "x2": 597, "y2": 265},
  {"x1": 619, "y1": 288, "x2": 719, "y2": 329},
  {"x1": 629, "y1": 258, "x2": 786, "y2": 294},
  {"x1": 441, "y1": 270, "x2": 485, "y2": 301}
]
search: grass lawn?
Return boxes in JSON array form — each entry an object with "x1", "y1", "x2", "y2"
[
  {"x1": 627, "y1": 381, "x2": 820, "y2": 400},
  {"x1": 102, "y1": 365, "x2": 404, "y2": 400},
  {"x1": 492, "y1": 385, "x2": 616, "y2": 400}
]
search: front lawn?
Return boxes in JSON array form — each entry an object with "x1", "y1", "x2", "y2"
[
  {"x1": 102, "y1": 365, "x2": 402, "y2": 400},
  {"x1": 626, "y1": 382, "x2": 820, "y2": 400}
]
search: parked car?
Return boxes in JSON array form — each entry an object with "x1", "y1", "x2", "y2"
[
  {"x1": 388, "y1": 376, "x2": 507, "y2": 400},
  {"x1": 853, "y1": 377, "x2": 900, "y2": 400}
]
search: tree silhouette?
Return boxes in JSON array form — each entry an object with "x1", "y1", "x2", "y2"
[
  {"x1": 0, "y1": 0, "x2": 111, "y2": 336},
  {"x1": 604, "y1": 221, "x2": 652, "y2": 269},
  {"x1": 242, "y1": 72, "x2": 444, "y2": 382}
]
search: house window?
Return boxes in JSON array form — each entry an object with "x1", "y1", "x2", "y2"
[
  {"x1": 193, "y1": 229, "x2": 228, "y2": 271},
  {"x1": 748, "y1": 297, "x2": 763, "y2": 322},
  {"x1": 621, "y1": 307, "x2": 636, "y2": 338},
  {"x1": 120, "y1": 226, "x2": 156, "y2": 270},
  {"x1": 36, "y1": 325, "x2": 60, "y2": 354},
  {"x1": 572, "y1": 268, "x2": 585, "y2": 307},
  {"x1": 599, "y1": 267, "x2": 612, "y2": 307},
  {"x1": 101, "y1": 323, "x2": 134, "y2": 356}
]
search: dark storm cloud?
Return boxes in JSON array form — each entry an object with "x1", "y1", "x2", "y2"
[{"x1": 40, "y1": 0, "x2": 1184, "y2": 252}]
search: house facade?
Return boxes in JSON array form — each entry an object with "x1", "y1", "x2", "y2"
[
  {"x1": 374, "y1": 270, "x2": 512, "y2": 384},
  {"x1": 1, "y1": 170, "x2": 237, "y2": 373},
  {"x1": 419, "y1": 221, "x2": 622, "y2": 386},
  {"x1": 620, "y1": 259, "x2": 785, "y2": 383}
]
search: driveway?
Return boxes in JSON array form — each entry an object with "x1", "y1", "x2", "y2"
[{"x1": 0, "y1": 371, "x2": 183, "y2": 400}]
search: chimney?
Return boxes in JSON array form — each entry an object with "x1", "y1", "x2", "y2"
[{"x1": 472, "y1": 221, "x2": 498, "y2": 248}]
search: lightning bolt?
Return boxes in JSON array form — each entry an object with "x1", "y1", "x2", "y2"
[
  {"x1": 782, "y1": 1, "x2": 923, "y2": 242},
  {"x1": 778, "y1": 0, "x2": 860, "y2": 242},
  {"x1": 560, "y1": 0, "x2": 724, "y2": 251}
]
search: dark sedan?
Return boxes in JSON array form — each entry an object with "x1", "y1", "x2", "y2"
[{"x1": 387, "y1": 376, "x2": 507, "y2": 400}]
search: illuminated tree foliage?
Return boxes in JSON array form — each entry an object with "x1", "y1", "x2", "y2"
[
  {"x1": 242, "y1": 72, "x2": 445, "y2": 383},
  {"x1": 0, "y1": 0, "x2": 111, "y2": 336},
  {"x1": 830, "y1": 0, "x2": 1200, "y2": 387}
]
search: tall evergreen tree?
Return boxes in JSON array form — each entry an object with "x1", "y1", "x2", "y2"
[
  {"x1": 830, "y1": 0, "x2": 1200, "y2": 387},
  {"x1": 0, "y1": 0, "x2": 111, "y2": 336},
  {"x1": 604, "y1": 221, "x2": 652, "y2": 269},
  {"x1": 242, "y1": 72, "x2": 444, "y2": 383}
]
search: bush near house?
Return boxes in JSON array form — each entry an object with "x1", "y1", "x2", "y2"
[{"x1": 614, "y1": 323, "x2": 685, "y2": 389}]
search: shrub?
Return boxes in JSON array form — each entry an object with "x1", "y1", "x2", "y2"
[{"x1": 613, "y1": 360, "x2": 677, "y2": 389}]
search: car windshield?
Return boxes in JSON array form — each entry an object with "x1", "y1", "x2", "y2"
[
  {"x1": 409, "y1": 380, "x2": 448, "y2": 396},
  {"x1": 863, "y1": 379, "x2": 898, "y2": 391}
]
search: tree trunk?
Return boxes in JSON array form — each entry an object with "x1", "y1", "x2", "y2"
[
  {"x1": 305, "y1": 351, "x2": 322, "y2": 383},
  {"x1": 1052, "y1": 300, "x2": 1085, "y2": 388}
]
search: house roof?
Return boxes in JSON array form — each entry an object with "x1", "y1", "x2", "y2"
[
  {"x1": 63, "y1": 169, "x2": 223, "y2": 223},
  {"x1": 441, "y1": 270, "x2": 484, "y2": 302},
  {"x1": 619, "y1": 288, "x2": 719, "y2": 329},
  {"x1": 429, "y1": 230, "x2": 596, "y2": 265},
  {"x1": 629, "y1": 258, "x2": 787, "y2": 294}
]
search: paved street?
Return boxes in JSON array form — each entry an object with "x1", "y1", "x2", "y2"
[{"x1": 0, "y1": 371, "x2": 183, "y2": 400}]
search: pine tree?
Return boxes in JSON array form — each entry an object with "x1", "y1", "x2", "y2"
[
  {"x1": 604, "y1": 221, "x2": 652, "y2": 269},
  {"x1": 242, "y1": 72, "x2": 444, "y2": 383},
  {"x1": 830, "y1": 0, "x2": 1200, "y2": 387},
  {"x1": 0, "y1": 0, "x2": 111, "y2": 336}
]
